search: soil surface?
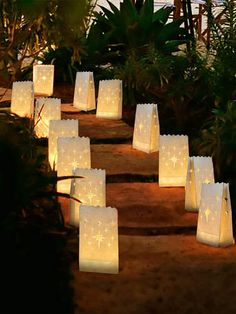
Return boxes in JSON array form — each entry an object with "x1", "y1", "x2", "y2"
[
  {"x1": 61, "y1": 103, "x2": 133, "y2": 141},
  {"x1": 58, "y1": 103, "x2": 236, "y2": 314},
  {"x1": 69, "y1": 234, "x2": 236, "y2": 314}
]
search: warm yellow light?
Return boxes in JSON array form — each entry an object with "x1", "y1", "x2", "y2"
[
  {"x1": 48, "y1": 120, "x2": 79, "y2": 170},
  {"x1": 33, "y1": 64, "x2": 54, "y2": 96},
  {"x1": 57, "y1": 137, "x2": 91, "y2": 194},
  {"x1": 185, "y1": 156, "x2": 215, "y2": 211},
  {"x1": 79, "y1": 205, "x2": 119, "y2": 274},
  {"x1": 34, "y1": 97, "x2": 61, "y2": 138},
  {"x1": 73, "y1": 72, "x2": 95, "y2": 111},
  {"x1": 70, "y1": 168, "x2": 106, "y2": 227},
  {"x1": 11, "y1": 81, "x2": 34, "y2": 117},
  {"x1": 159, "y1": 135, "x2": 189, "y2": 187},
  {"x1": 96, "y1": 80, "x2": 122, "y2": 119},
  {"x1": 132, "y1": 104, "x2": 159, "y2": 153},
  {"x1": 197, "y1": 183, "x2": 235, "y2": 247}
]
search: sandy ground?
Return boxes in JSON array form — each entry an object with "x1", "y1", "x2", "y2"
[
  {"x1": 61, "y1": 104, "x2": 133, "y2": 141},
  {"x1": 69, "y1": 234, "x2": 236, "y2": 314}
]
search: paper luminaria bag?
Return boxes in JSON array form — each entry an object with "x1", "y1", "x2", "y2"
[
  {"x1": 132, "y1": 103, "x2": 159, "y2": 153},
  {"x1": 33, "y1": 64, "x2": 54, "y2": 96},
  {"x1": 34, "y1": 97, "x2": 61, "y2": 138},
  {"x1": 96, "y1": 79, "x2": 122, "y2": 119},
  {"x1": 79, "y1": 205, "x2": 119, "y2": 274},
  {"x1": 70, "y1": 168, "x2": 106, "y2": 227},
  {"x1": 73, "y1": 72, "x2": 95, "y2": 111},
  {"x1": 57, "y1": 137, "x2": 91, "y2": 194},
  {"x1": 185, "y1": 156, "x2": 215, "y2": 211},
  {"x1": 159, "y1": 135, "x2": 189, "y2": 187},
  {"x1": 48, "y1": 119, "x2": 79, "y2": 170},
  {"x1": 197, "y1": 183, "x2": 234, "y2": 247},
  {"x1": 11, "y1": 81, "x2": 34, "y2": 117}
]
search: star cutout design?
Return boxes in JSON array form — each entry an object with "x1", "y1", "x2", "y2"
[
  {"x1": 204, "y1": 207, "x2": 211, "y2": 223},
  {"x1": 203, "y1": 178, "x2": 211, "y2": 184},
  {"x1": 138, "y1": 123, "x2": 144, "y2": 131},
  {"x1": 170, "y1": 155, "x2": 178, "y2": 167},
  {"x1": 93, "y1": 232, "x2": 105, "y2": 248}
]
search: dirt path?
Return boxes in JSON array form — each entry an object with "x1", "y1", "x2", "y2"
[
  {"x1": 2, "y1": 90, "x2": 234, "y2": 314},
  {"x1": 59, "y1": 105, "x2": 236, "y2": 314}
]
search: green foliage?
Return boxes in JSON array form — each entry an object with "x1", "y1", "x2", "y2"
[
  {"x1": 84, "y1": 0, "x2": 187, "y2": 67},
  {"x1": 0, "y1": 110, "x2": 76, "y2": 312},
  {"x1": 0, "y1": 110, "x2": 82, "y2": 225},
  {"x1": 208, "y1": 0, "x2": 236, "y2": 53},
  {"x1": 112, "y1": 45, "x2": 214, "y2": 135},
  {"x1": 207, "y1": 0, "x2": 236, "y2": 106},
  {"x1": 112, "y1": 47, "x2": 175, "y2": 107},
  {"x1": 0, "y1": 0, "x2": 51, "y2": 81},
  {"x1": 0, "y1": 111, "x2": 62, "y2": 226},
  {"x1": 193, "y1": 100, "x2": 236, "y2": 180},
  {"x1": 82, "y1": 0, "x2": 189, "y2": 111},
  {"x1": 43, "y1": 0, "x2": 96, "y2": 62},
  {"x1": 0, "y1": 0, "x2": 96, "y2": 82},
  {"x1": 162, "y1": 48, "x2": 214, "y2": 133}
]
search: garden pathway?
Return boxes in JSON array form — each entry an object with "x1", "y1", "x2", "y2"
[
  {"x1": 1, "y1": 87, "x2": 235, "y2": 314},
  {"x1": 60, "y1": 104, "x2": 236, "y2": 314}
]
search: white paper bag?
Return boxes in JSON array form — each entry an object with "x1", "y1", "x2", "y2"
[
  {"x1": 197, "y1": 183, "x2": 235, "y2": 247},
  {"x1": 185, "y1": 156, "x2": 215, "y2": 211},
  {"x1": 132, "y1": 104, "x2": 159, "y2": 153},
  {"x1": 79, "y1": 205, "x2": 119, "y2": 274}
]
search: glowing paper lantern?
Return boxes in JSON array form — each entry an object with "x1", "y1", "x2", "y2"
[
  {"x1": 185, "y1": 156, "x2": 215, "y2": 211},
  {"x1": 57, "y1": 137, "x2": 91, "y2": 194},
  {"x1": 48, "y1": 120, "x2": 79, "y2": 170},
  {"x1": 96, "y1": 79, "x2": 122, "y2": 119},
  {"x1": 132, "y1": 103, "x2": 159, "y2": 153},
  {"x1": 11, "y1": 81, "x2": 34, "y2": 117},
  {"x1": 159, "y1": 135, "x2": 189, "y2": 187},
  {"x1": 79, "y1": 205, "x2": 119, "y2": 274},
  {"x1": 70, "y1": 168, "x2": 106, "y2": 227},
  {"x1": 73, "y1": 72, "x2": 95, "y2": 111},
  {"x1": 34, "y1": 97, "x2": 61, "y2": 138},
  {"x1": 33, "y1": 64, "x2": 54, "y2": 96},
  {"x1": 197, "y1": 183, "x2": 234, "y2": 247}
]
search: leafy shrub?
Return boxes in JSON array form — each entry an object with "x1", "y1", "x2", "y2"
[
  {"x1": 207, "y1": 0, "x2": 236, "y2": 106},
  {"x1": 0, "y1": 0, "x2": 95, "y2": 82},
  {"x1": 0, "y1": 111, "x2": 74, "y2": 313},
  {"x1": 84, "y1": 0, "x2": 187, "y2": 67}
]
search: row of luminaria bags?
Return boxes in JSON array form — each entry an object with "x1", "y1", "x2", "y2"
[{"x1": 10, "y1": 65, "x2": 235, "y2": 274}]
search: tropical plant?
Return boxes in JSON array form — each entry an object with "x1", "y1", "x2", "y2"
[
  {"x1": 160, "y1": 0, "x2": 236, "y2": 133},
  {"x1": 0, "y1": 0, "x2": 96, "y2": 83},
  {"x1": 0, "y1": 0, "x2": 51, "y2": 82},
  {"x1": 0, "y1": 110, "x2": 79, "y2": 312},
  {"x1": 82, "y1": 0, "x2": 189, "y2": 112},
  {"x1": 0, "y1": 110, "x2": 81, "y2": 225},
  {"x1": 0, "y1": 111, "x2": 58, "y2": 223},
  {"x1": 112, "y1": 42, "x2": 215, "y2": 134},
  {"x1": 161, "y1": 48, "x2": 214, "y2": 134},
  {"x1": 84, "y1": 0, "x2": 187, "y2": 67},
  {"x1": 112, "y1": 47, "x2": 176, "y2": 108},
  {"x1": 206, "y1": 0, "x2": 236, "y2": 106}
]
